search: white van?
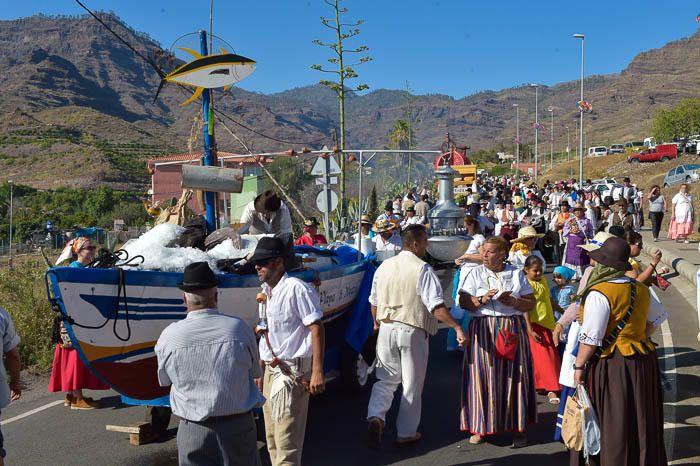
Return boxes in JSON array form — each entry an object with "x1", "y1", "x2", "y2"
[{"x1": 587, "y1": 146, "x2": 608, "y2": 157}]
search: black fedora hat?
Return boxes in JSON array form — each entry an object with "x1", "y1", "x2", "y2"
[
  {"x1": 588, "y1": 236, "x2": 632, "y2": 271},
  {"x1": 249, "y1": 237, "x2": 285, "y2": 265},
  {"x1": 178, "y1": 262, "x2": 219, "y2": 292}
]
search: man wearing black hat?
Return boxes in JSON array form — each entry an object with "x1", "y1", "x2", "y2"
[
  {"x1": 377, "y1": 202, "x2": 399, "y2": 224},
  {"x1": 613, "y1": 177, "x2": 637, "y2": 216},
  {"x1": 155, "y1": 262, "x2": 263, "y2": 466},
  {"x1": 250, "y1": 237, "x2": 325, "y2": 466}
]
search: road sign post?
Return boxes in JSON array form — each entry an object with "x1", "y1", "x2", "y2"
[{"x1": 311, "y1": 155, "x2": 341, "y2": 238}]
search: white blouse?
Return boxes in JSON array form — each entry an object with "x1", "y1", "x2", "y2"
[{"x1": 460, "y1": 264, "x2": 534, "y2": 317}]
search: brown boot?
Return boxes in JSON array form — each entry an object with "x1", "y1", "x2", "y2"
[
  {"x1": 367, "y1": 417, "x2": 384, "y2": 449},
  {"x1": 71, "y1": 397, "x2": 98, "y2": 410}
]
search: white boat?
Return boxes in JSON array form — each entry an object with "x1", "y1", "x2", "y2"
[{"x1": 46, "y1": 247, "x2": 371, "y2": 402}]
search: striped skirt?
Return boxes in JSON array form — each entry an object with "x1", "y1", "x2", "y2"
[{"x1": 460, "y1": 315, "x2": 537, "y2": 435}]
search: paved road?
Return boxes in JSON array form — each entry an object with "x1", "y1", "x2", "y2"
[{"x1": 2, "y1": 261, "x2": 698, "y2": 465}]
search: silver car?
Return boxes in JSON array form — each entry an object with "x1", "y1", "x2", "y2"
[{"x1": 663, "y1": 164, "x2": 700, "y2": 188}]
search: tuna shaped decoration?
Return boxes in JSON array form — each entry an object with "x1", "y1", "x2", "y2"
[{"x1": 161, "y1": 47, "x2": 256, "y2": 106}]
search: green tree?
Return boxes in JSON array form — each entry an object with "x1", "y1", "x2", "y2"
[
  {"x1": 652, "y1": 99, "x2": 700, "y2": 142},
  {"x1": 311, "y1": 0, "x2": 372, "y2": 220},
  {"x1": 367, "y1": 185, "x2": 378, "y2": 221}
]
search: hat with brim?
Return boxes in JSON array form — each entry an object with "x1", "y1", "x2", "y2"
[
  {"x1": 573, "y1": 202, "x2": 585, "y2": 211},
  {"x1": 579, "y1": 231, "x2": 612, "y2": 252},
  {"x1": 304, "y1": 217, "x2": 319, "y2": 227},
  {"x1": 587, "y1": 236, "x2": 632, "y2": 271},
  {"x1": 510, "y1": 226, "x2": 545, "y2": 243},
  {"x1": 405, "y1": 206, "x2": 415, "y2": 213},
  {"x1": 383, "y1": 202, "x2": 393, "y2": 212},
  {"x1": 249, "y1": 237, "x2": 285, "y2": 265},
  {"x1": 616, "y1": 199, "x2": 628, "y2": 206},
  {"x1": 360, "y1": 215, "x2": 372, "y2": 225},
  {"x1": 178, "y1": 262, "x2": 219, "y2": 292},
  {"x1": 372, "y1": 218, "x2": 396, "y2": 233}
]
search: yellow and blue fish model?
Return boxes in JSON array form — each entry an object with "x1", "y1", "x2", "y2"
[{"x1": 161, "y1": 47, "x2": 256, "y2": 106}]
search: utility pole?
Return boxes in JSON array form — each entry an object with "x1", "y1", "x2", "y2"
[
  {"x1": 549, "y1": 107, "x2": 554, "y2": 170},
  {"x1": 532, "y1": 84, "x2": 539, "y2": 184},
  {"x1": 566, "y1": 126, "x2": 572, "y2": 178},
  {"x1": 513, "y1": 103, "x2": 520, "y2": 180},
  {"x1": 8, "y1": 180, "x2": 13, "y2": 269},
  {"x1": 574, "y1": 33, "x2": 585, "y2": 186}
]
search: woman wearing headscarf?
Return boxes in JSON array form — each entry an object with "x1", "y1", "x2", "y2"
[
  {"x1": 49, "y1": 237, "x2": 109, "y2": 409},
  {"x1": 562, "y1": 203, "x2": 594, "y2": 279},
  {"x1": 571, "y1": 237, "x2": 668, "y2": 465},
  {"x1": 458, "y1": 236, "x2": 537, "y2": 447}
]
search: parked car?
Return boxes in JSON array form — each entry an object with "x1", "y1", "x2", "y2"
[
  {"x1": 586, "y1": 182, "x2": 622, "y2": 200},
  {"x1": 591, "y1": 177, "x2": 617, "y2": 184},
  {"x1": 587, "y1": 146, "x2": 608, "y2": 157},
  {"x1": 625, "y1": 141, "x2": 645, "y2": 155},
  {"x1": 663, "y1": 164, "x2": 700, "y2": 188},
  {"x1": 609, "y1": 144, "x2": 625, "y2": 154},
  {"x1": 627, "y1": 144, "x2": 677, "y2": 163}
]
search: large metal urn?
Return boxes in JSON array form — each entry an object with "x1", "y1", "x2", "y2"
[{"x1": 426, "y1": 164, "x2": 472, "y2": 262}]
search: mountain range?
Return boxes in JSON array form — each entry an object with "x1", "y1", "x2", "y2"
[{"x1": 1, "y1": 13, "x2": 699, "y2": 190}]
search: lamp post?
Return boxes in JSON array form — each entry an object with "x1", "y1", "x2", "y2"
[
  {"x1": 574, "y1": 33, "x2": 585, "y2": 187},
  {"x1": 566, "y1": 126, "x2": 572, "y2": 178},
  {"x1": 513, "y1": 103, "x2": 520, "y2": 181},
  {"x1": 7, "y1": 180, "x2": 13, "y2": 269},
  {"x1": 548, "y1": 107, "x2": 554, "y2": 171},
  {"x1": 531, "y1": 84, "x2": 539, "y2": 185}
]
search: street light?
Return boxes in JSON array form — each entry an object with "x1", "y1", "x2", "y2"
[
  {"x1": 513, "y1": 103, "x2": 520, "y2": 180},
  {"x1": 7, "y1": 180, "x2": 13, "y2": 269},
  {"x1": 574, "y1": 33, "x2": 585, "y2": 186},
  {"x1": 531, "y1": 83, "x2": 540, "y2": 184},
  {"x1": 548, "y1": 107, "x2": 554, "y2": 171},
  {"x1": 566, "y1": 126, "x2": 572, "y2": 178}
]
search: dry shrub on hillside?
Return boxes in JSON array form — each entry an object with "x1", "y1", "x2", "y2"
[{"x1": 0, "y1": 262, "x2": 54, "y2": 371}]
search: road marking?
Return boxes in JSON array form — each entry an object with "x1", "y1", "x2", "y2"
[
  {"x1": 661, "y1": 319, "x2": 677, "y2": 461},
  {"x1": 1, "y1": 399, "x2": 64, "y2": 426}
]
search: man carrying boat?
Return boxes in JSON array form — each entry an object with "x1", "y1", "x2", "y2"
[
  {"x1": 366, "y1": 225, "x2": 467, "y2": 448},
  {"x1": 252, "y1": 237, "x2": 326, "y2": 466},
  {"x1": 155, "y1": 262, "x2": 264, "y2": 466}
]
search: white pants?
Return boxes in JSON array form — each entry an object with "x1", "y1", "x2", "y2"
[{"x1": 367, "y1": 321, "x2": 429, "y2": 438}]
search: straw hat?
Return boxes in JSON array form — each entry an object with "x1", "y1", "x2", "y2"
[
  {"x1": 510, "y1": 226, "x2": 544, "y2": 243},
  {"x1": 303, "y1": 217, "x2": 319, "y2": 227},
  {"x1": 360, "y1": 215, "x2": 372, "y2": 225},
  {"x1": 579, "y1": 231, "x2": 612, "y2": 252},
  {"x1": 372, "y1": 218, "x2": 396, "y2": 233}
]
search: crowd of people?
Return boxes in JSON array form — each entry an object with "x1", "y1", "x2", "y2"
[{"x1": 0, "y1": 174, "x2": 682, "y2": 466}]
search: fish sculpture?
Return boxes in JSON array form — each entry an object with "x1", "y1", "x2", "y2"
[{"x1": 158, "y1": 47, "x2": 256, "y2": 106}]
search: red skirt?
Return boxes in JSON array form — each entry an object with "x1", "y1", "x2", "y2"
[
  {"x1": 528, "y1": 323, "x2": 562, "y2": 392},
  {"x1": 48, "y1": 345, "x2": 109, "y2": 392}
]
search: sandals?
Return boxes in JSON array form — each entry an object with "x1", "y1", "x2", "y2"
[{"x1": 547, "y1": 391, "x2": 561, "y2": 405}]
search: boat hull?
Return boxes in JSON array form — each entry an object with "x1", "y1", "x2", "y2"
[{"x1": 48, "y1": 261, "x2": 367, "y2": 401}]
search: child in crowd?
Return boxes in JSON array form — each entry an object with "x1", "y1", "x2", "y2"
[
  {"x1": 522, "y1": 255, "x2": 562, "y2": 404},
  {"x1": 550, "y1": 266, "x2": 576, "y2": 321}
]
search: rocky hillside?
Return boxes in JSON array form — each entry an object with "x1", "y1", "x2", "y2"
[{"x1": 1, "y1": 13, "x2": 699, "y2": 190}]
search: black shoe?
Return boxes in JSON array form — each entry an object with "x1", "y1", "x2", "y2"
[{"x1": 367, "y1": 417, "x2": 384, "y2": 449}]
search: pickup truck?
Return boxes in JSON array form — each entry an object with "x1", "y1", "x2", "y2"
[{"x1": 627, "y1": 143, "x2": 677, "y2": 163}]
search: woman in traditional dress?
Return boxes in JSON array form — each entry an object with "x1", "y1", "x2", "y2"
[
  {"x1": 448, "y1": 216, "x2": 485, "y2": 351},
  {"x1": 572, "y1": 237, "x2": 668, "y2": 466},
  {"x1": 498, "y1": 200, "x2": 519, "y2": 242},
  {"x1": 562, "y1": 203, "x2": 594, "y2": 279},
  {"x1": 458, "y1": 236, "x2": 537, "y2": 447},
  {"x1": 668, "y1": 183, "x2": 694, "y2": 242},
  {"x1": 49, "y1": 237, "x2": 109, "y2": 409}
]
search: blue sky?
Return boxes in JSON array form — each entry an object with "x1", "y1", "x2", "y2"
[{"x1": 3, "y1": 1, "x2": 699, "y2": 97}]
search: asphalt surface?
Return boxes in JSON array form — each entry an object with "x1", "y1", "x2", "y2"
[{"x1": 3, "y1": 263, "x2": 698, "y2": 465}]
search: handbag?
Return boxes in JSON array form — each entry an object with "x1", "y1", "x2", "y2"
[
  {"x1": 494, "y1": 319, "x2": 518, "y2": 361},
  {"x1": 652, "y1": 265, "x2": 671, "y2": 290}
]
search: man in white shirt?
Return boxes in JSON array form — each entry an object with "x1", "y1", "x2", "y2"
[
  {"x1": 155, "y1": 262, "x2": 264, "y2": 466},
  {"x1": 401, "y1": 206, "x2": 423, "y2": 229},
  {"x1": 367, "y1": 225, "x2": 466, "y2": 448},
  {"x1": 238, "y1": 190, "x2": 297, "y2": 270},
  {"x1": 251, "y1": 237, "x2": 325, "y2": 466}
]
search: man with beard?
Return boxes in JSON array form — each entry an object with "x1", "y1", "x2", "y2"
[{"x1": 251, "y1": 237, "x2": 325, "y2": 466}]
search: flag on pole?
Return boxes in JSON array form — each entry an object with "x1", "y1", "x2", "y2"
[
  {"x1": 577, "y1": 100, "x2": 592, "y2": 113},
  {"x1": 532, "y1": 122, "x2": 546, "y2": 131},
  {"x1": 695, "y1": 12, "x2": 700, "y2": 21}
]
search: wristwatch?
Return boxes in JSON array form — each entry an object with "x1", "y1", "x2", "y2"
[
  {"x1": 573, "y1": 363, "x2": 586, "y2": 370},
  {"x1": 477, "y1": 296, "x2": 484, "y2": 305}
]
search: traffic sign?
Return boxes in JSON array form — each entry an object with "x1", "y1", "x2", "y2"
[
  {"x1": 315, "y1": 177, "x2": 338, "y2": 185},
  {"x1": 316, "y1": 190, "x2": 339, "y2": 213},
  {"x1": 311, "y1": 155, "x2": 341, "y2": 176}
]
